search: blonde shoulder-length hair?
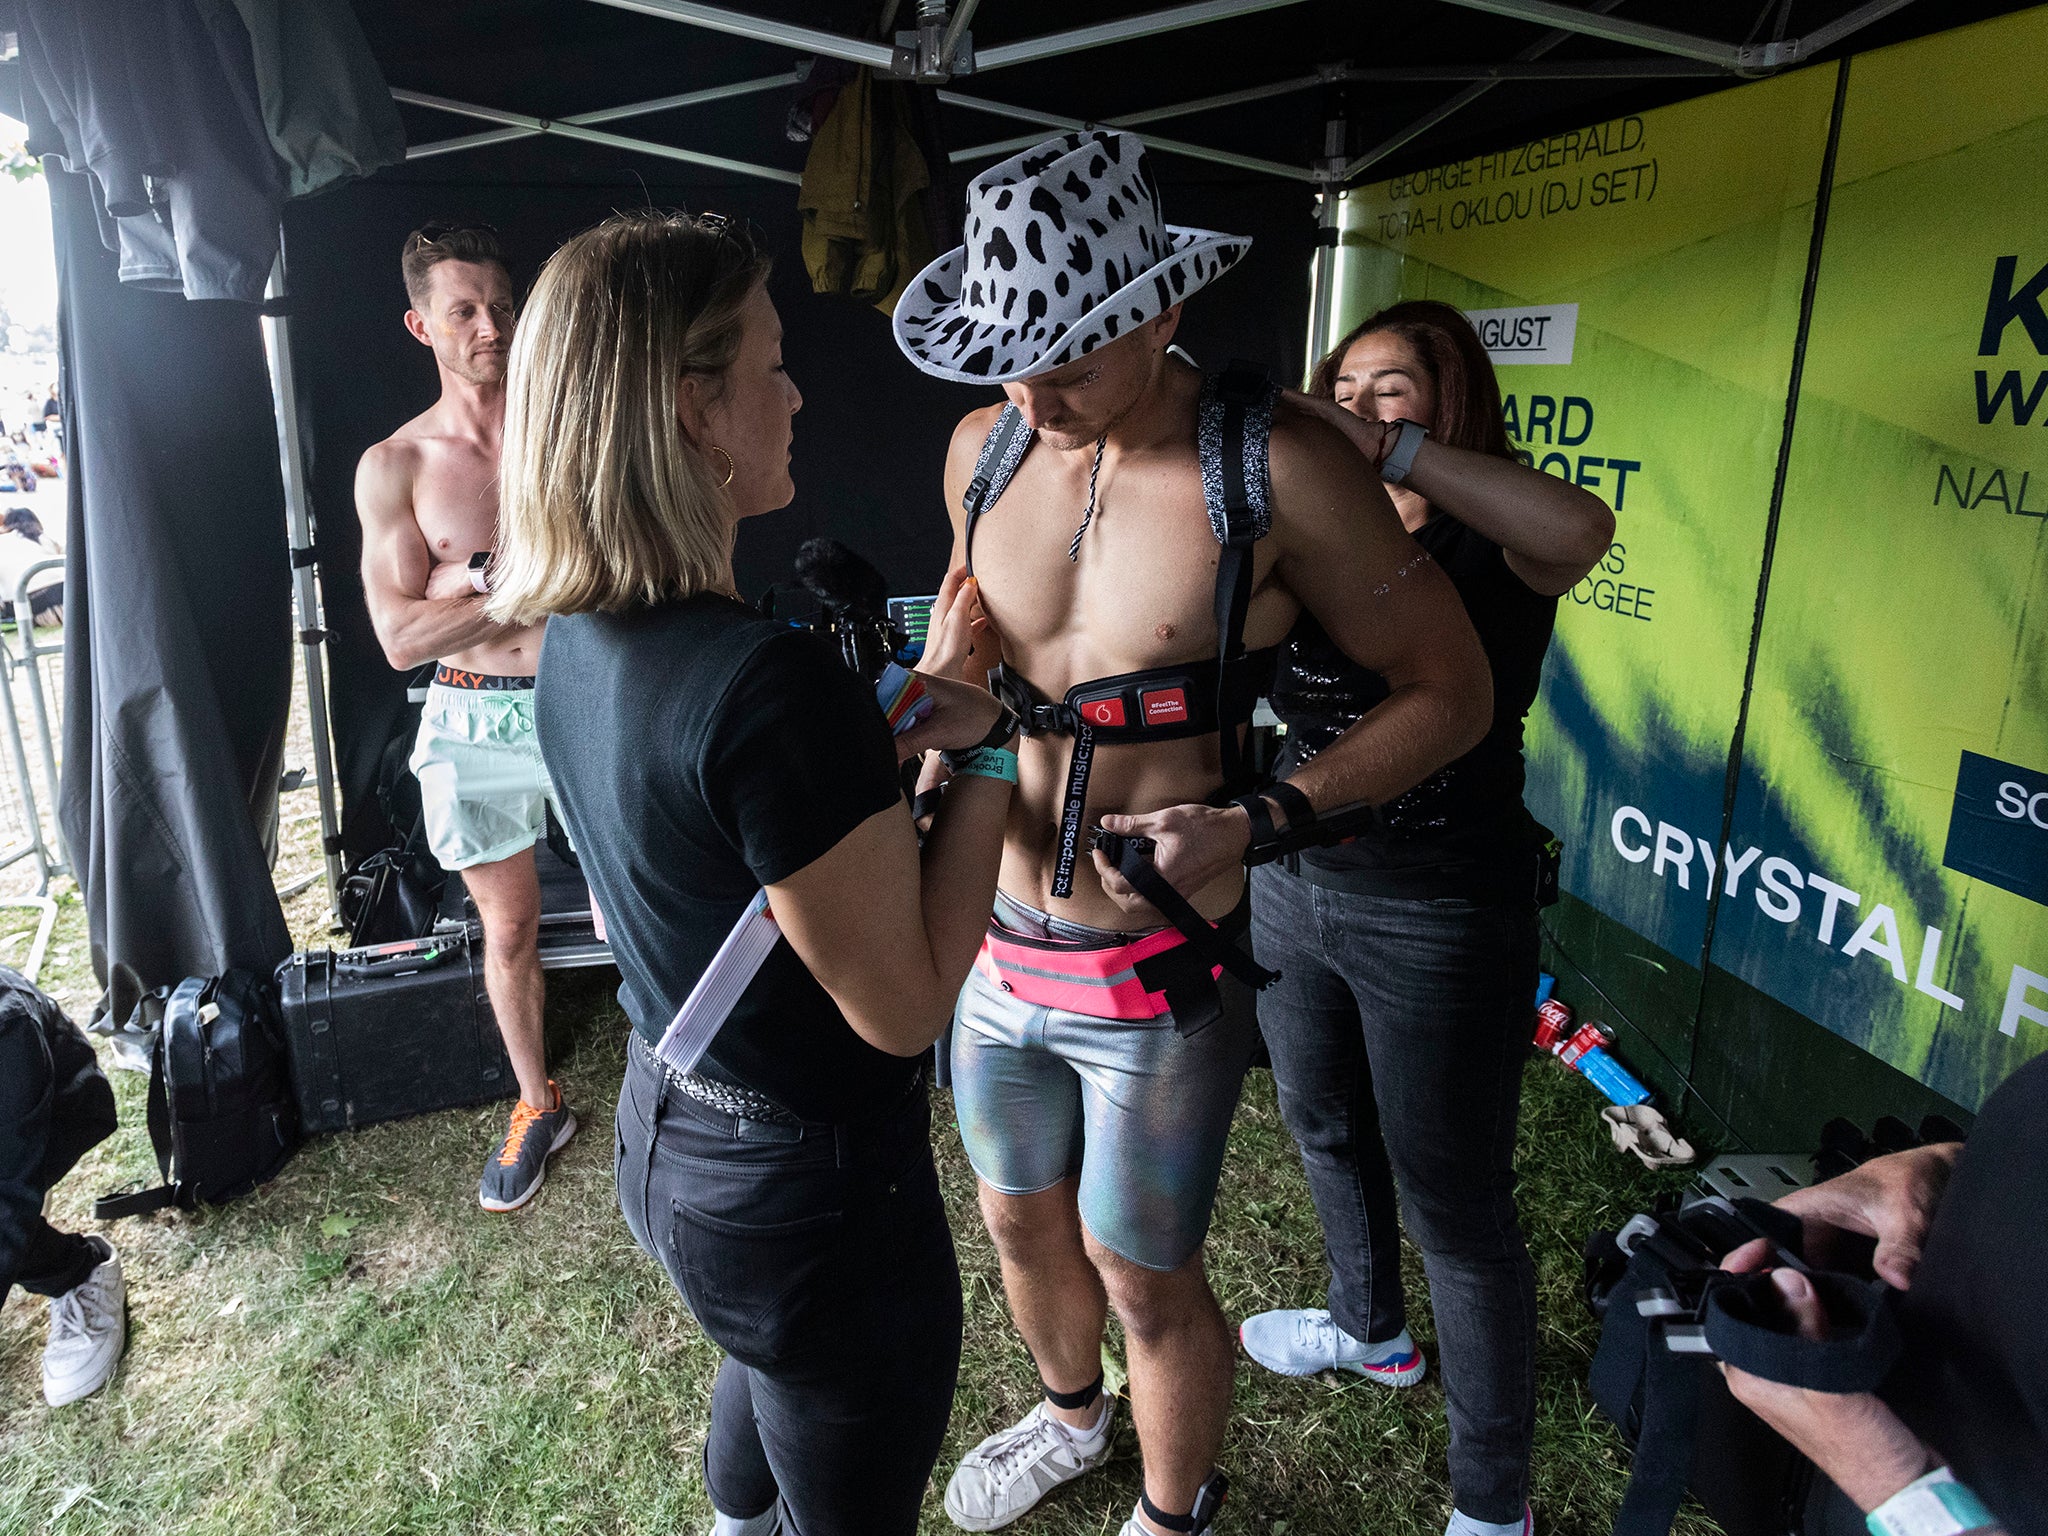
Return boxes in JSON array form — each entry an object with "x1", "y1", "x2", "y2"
[{"x1": 487, "y1": 211, "x2": 771, "y2": 624}]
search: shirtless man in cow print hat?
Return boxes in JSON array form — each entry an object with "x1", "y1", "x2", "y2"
[{"x1": 895, "y1": 131, "x2": 1494, "y2": 1536}]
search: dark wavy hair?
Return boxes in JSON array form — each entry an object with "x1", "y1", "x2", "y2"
[{"x1": 1308, "y1": 299, "x2": 1515, "y2": 461}]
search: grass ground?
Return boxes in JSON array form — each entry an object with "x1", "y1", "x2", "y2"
[{"x1": 0, "y1": 884, "x2": 1722, "y2": 1536}]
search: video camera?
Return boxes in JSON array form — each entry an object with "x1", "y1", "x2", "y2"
[{"x1": 757, "y1": 537, "x2": 913, "y2": 683}]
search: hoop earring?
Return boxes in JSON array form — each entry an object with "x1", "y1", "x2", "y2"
[{"x1": 707, "y1": 445, "x2": 735, "y2": 488}]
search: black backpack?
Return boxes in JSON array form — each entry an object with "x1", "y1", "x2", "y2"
[{"x1": 95, "y1": 970, "x2": 300, "y2": 1217}]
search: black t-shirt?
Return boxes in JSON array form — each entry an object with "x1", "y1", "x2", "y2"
[
  {"x1": 534, "y1": 595, "x2": 909, "y2": 1123},
  {"x1": 1269, "y1": 512, "x2": 1557, "y2": 899},
  {"x1": 1883, "y1": 1053, "x2": 2047, "y2": 1535}
]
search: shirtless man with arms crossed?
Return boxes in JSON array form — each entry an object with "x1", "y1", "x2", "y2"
[
  {"x1": 895, "y1": 134, "x2": 1493, "y2": 1536},
  {"x1": 354, "y1": 223, "x2": 576, "y2": 1213}
]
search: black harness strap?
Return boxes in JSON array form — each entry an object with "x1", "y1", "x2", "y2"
[
  {"x1": 1095, "y1": 830, "x2": 1278, "y2": 997},
  {"x1": 961, "y1": 367, "x2": 1280, "y2": 926},
  {"x1": 961, "y1": 404, "x2": 1033, "y2": 580},
  {"x1": 1209, "y1": 361, "x2": 1270, "y2": 792}
]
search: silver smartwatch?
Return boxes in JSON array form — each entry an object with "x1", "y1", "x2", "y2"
[
  {"x1": 468, "y1": 550, "x2": 492, "y2": 595},
  {"x1": 1379, "y1": 418, "x2": 1430, "y2": 485}
]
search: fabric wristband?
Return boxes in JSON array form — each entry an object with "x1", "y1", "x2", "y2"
[
  {"x1": 942, "y1": 747, "x2": 1018, "y2": 784},
  {"x1": 1379, "y1": 418, "x2": 1429, "y2": 485},
  {"x1": 974, "y1": 701, "x2": 1022, "y2": 751},
  {"x1": 1866, "y1": 1469, "x2": 1998, "y2": 1536}
]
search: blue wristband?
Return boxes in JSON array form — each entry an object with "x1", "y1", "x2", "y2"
[
  {"x1": 1866, "y1": 1469, "x2": 1997, "y2": 1536},
  {"x1": 943, "y1": 747, "x2": 1018, "y2": 784}
]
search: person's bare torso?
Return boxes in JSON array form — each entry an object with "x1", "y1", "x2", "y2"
[
  {"x1": 387, "y1": 408, "x2": 540, "y2": 675},
  {"x1": 967, "y1": 370, "x2": 1301, "y2": 928}
]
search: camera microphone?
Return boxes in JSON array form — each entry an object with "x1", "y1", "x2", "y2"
[{"x1": 795, "y1": 537, "x2": 889, "y2": 618}]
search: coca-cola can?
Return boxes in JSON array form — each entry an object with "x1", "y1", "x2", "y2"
[
  {"x1": 1533, "y1": 998, "x2": 1574, "y2": 1052},
  {"x1": 1557, "y1": 1021, "x2": 1613, "y2": 1069}
]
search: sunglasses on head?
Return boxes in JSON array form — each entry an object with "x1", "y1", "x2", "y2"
[{"x1": 410, "y1": 220, "x2": 501, "y2": 249}]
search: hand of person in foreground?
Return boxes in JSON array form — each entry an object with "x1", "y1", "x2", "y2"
[
  {"x1": 1718, "y1": 1267, "x2": 1940, "y2": 1513},
  {"x1": 1091, "y1": 802, "x2": 1250, "y2": 922},
  {"x1": 1722, "y1": 1141, "x2": 1961, "y2": 1291},
  {"x1": 916, "y1": 564, "x2": 1001, "y2": 685},
  {"x1": 896, "y1": 567, "x2": 1009, "y2": 764}
]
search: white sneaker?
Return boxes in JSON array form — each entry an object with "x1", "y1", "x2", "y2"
[
  {"x1": 1446, "y1": 1506, "x2": 1533, "y2": 1536},
  {"x1": 707, "y1": 1505, "x2": 780, "y2": 1536},
  {"x1": 42, "y1": 1238, "x2": 125, "y2": 1407},
  {"x1": 1238, "y1": 1309, "x2": 1426, "y2": 1386},
  {"x1": 944, "y1": 1399, "x2": 1114, "y2": 1530}
]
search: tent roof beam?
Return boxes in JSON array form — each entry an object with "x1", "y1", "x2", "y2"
[
  {"x1": 581, "y1": 0, "x2": 1314, "y2": 79},
  {"x1": 1428, "y1": 0, "x2": 1924, "y2": 72},
  {"x1": 391, "y1": 88, "x2": 802, "y2": 183},
  {"x1": 404, "y1": 71, "x2": 804, "y2": 161},
  {"x1": 938, "y1": 89, "x2": 1318, "y2": 181},
  {"x1": 1342, "y1": 0, "x2": 1627, "y2": 182},
  {"x1": 583, "y1": 0, "x2": 895, "y2": 68},
  {"x1": 972, "y1": 0, "x2": 1315, "y2": 71}
]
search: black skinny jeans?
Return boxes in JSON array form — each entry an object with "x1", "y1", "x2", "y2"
[
  {"x1": 615, "y1": 1042, "x2": 962, "y2": 1536},
  {"x1": 1, "y1": 982, "x2": 116, "y2": 1312},
  {"x1": 1250, "y1": 864, "x2": 1540, "y2": 1524}
]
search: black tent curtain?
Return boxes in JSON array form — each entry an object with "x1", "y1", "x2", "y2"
[{"x1": 49, "y1": 163, "x2": 296, "y2": 1026}]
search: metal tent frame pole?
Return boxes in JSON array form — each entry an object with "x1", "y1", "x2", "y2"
[
  {"x1": 407, "y1": 71, "x2": 805, "y2": 161},
  {"x1": 938, "y1": 90, "x2": 1316, "y2": 181},
  {"x1": 1344, "y1": 0, "x2": 1633, "y2": 182},
  {"x1": 583, "y1": 0, "x2": 1313, "y2": 74},
  {"x1": 1429, "y1": 0, "x2": 1922, "y2": 73},
  {"x1": 261, "y1": 246, "x2": 346, "y2": 920},
  {"x1": 970, "y1": 0, "x2": 1313, "y2": 70},
  {"x1": 390, "y1": 89, "x2": 803, "y2": 184}
]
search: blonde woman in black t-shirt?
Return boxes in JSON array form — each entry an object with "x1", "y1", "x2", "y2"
[
  {"x1": 488, "y1": 211, "x2": 1018, "y2": 1536},
  {"x1": 1241, "y1": 301, "x2": 1615, "y2": 1536}
]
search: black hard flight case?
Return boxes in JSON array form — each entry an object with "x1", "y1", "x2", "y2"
[
  {"x1": 278, "y1": 925, "x2": 508, "y2": 1135},
  {"x1": 277, "y1": 841, "x2": 610, "y2": 1135}
]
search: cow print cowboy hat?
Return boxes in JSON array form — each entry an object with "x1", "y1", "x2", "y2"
[{"x1": 893, "y1": 130, "x2": 1251, "y2": 385}]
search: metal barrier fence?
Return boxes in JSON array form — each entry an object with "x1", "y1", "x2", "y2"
[{"x1": 0, "y1": 556, "x2": 69, "y2": 979}]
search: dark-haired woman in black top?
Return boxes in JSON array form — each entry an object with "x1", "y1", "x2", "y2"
[{"x1": 1240, "y1": 301, "x2": 1615, "y2": 1536}]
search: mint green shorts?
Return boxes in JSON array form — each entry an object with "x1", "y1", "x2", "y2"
[{"x1": 409, "y1": 683, "x2": 559, "y2": 871}]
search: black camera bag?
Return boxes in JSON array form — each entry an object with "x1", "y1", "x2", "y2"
[{"x1": 94, "y1": 971, "x2": 299, "y2": 1217}]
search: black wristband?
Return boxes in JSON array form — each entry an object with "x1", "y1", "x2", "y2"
[
  {"x1": 975, "y1": 701, "x2": 1021, "y2": 752},
  {"x1": 1229, "y1": 792, "x2": 1276, "y2": 847},
  {"x1": 1264, "y1": 779, "x2": 1316, "y2": 832}
]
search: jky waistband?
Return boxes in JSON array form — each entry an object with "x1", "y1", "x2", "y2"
[{"x1": 434, "y1": 664, "x2": 536, "y2": 691}]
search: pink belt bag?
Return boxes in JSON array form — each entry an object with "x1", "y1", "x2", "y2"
[{"x1": 976, "y1": 897, "x2": 1253, "y2": 1035}]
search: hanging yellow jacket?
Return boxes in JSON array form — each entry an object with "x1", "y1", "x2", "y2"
[{"x1": 797, "y1": 68, "x2": 933, "y2": 315}]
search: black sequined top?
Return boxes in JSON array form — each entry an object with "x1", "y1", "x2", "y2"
[{"x1": 1271, "y1": 512, "x2": 1558, "y2": 900}]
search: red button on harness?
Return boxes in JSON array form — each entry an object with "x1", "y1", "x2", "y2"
[
  {"x1": 1079, "y1": 696, "x2": 1127, "y2": 727},
  {"x1": 1140, "y1": 687, "x2": 1189, "y2": 725}
]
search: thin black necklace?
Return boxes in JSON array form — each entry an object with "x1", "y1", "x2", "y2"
[{"x1": 1067, "y1": 433, "x2": 1109, "y2": 562}]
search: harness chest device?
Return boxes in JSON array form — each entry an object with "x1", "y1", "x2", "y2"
[{"x1": 964, "y1": 362, "x2": 1289, "y2": 1028}]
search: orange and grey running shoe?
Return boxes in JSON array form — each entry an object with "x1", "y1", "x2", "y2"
[{"x1": 479, "y1": 1081, "x2": 577, "y2": 1212}]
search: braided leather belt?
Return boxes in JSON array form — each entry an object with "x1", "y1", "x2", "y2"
[{"x1": 630, "y1": 1033, "x2": 801, "y2": 1125}]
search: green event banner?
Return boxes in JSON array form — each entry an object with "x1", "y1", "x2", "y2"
[
  {"x1": 1322, "y1": 8, "x2": 2048, "y2": 1110},
  {"x1": 1328, "y1": 61, "x2": 1838, "y2": 998},
  {"x1": 1712, "y1": 9, "x2": 2048, "y2": 1112}
]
